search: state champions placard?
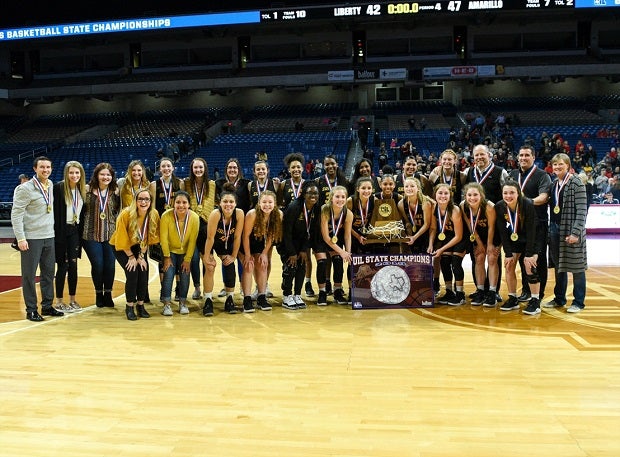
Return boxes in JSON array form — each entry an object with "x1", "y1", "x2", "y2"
[{"x1": 351, "y1": 253, "x2": 434, "y2": 310}]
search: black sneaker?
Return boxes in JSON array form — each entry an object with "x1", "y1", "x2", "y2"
[
  {"x1": 470, "y1": 289, "x2": 486, "y2": 306},
  {"x1": 317, "y1": 290, "x2": 328, "y2": 306},
  {"x1": 436, "y1": 290, "x2": 456, "y2": 305},
  {"x1": 433, "y1": 278, "x2": 440, "y2": 294},
  {"x1": 495, "y1": 292, "x2": 503, "y2": 303},
  {"x1": 447, "y1": 291, "x2": 465, "y2": 306},
  {"x1": 305, "y1": 282, "x2": 315, "y2": 297},
  {"x1": 483, "y1": 291, "x2": 497, "y2": 308},
  {"x1": 257, "y1": 294, "x2": 272, "y2": 311},
  {"x1": 500, "y1": 295, "x2": 520, "y2": 311},
  {"x1": 333, "y1": 288, "x2": 347, "y2": 304},
  {"x1": 522, "y1": 298, "x2": 541, "y2": 315},
  {"x1": 517, "y1": 292, "x2": 531, "y2": 302},
  {"x1": 224, "y1": 295, "x2": 238, "y2": 314},
  {"x1": 202, "y1": 297, "x2": 214, "y2": 317},
  {"x1": 41, "y1": 307, "x2": 64, "y2": 317},
  {"x1": 325, "y1": 280, "x2": 333, "y2": 296},
  {"x1": 243, "y1": 296, "x2": 255, "y2": 313}
]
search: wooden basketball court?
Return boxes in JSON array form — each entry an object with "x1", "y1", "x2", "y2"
[{"x1": 1, "y1": 238, "x2": 619, "y2": 456}]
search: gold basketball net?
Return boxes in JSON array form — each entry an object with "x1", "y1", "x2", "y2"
[{"x1": 362, "y1": 199, "x2": 406, "y2": 243}]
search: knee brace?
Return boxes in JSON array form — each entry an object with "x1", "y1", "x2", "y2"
[
  {"x1": 440, "y1": 255, "x2": 453, "y2": 282},
  {"x1": 316, "y1": 258, "x2": 328, "y2": 285},
  {"x1": 525, "y1": 267, "x2": 540, "y2": 284},
  {"x1": 222, "y1": 262, "x2": 236, "y2": 289},
  {"x1": 451, "y1": 255, "x2": 465, "y2": 281},
  {"x1": 331, "y1": 255, "x2": 344, "y2": 283}
]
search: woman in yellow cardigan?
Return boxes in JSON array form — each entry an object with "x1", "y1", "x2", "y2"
[
  {"x1": 110, "y1": 189, "x2": 160, "y2": 321},
  {"x1": 159, "y1": 190, "x2": 200, "y2": 316}
]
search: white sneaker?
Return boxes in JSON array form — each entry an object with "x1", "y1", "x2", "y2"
[
  {"x1": 179, "y1": 303, "x2": 190, "y2": 315},
  {"x1": 217, "y1": 288, "x2": 227, "y2": 298},
  {"x1": 293, "y1": 295, "x2": 306, "y2": 309},
  {"x1": 282, "y1": 295, "x2": 297, "y2": 310},
  {"x1": 161, "y1": 304, "x2": 173, "y2": 316},
  {"x1": 566, "y1": 304, "x2": 583, "y2": 313}
]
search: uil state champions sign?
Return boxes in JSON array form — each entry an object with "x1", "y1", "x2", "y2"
[{"x1": 350, "y1": 254, "x2": 434, "y2": 310}]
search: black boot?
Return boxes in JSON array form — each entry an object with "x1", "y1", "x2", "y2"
[
  {"x1": 136, "y1": 304, "x2": 150, "y2": 318},
  {"x1": 103, "y1": 290, "x2": 115, "y2": 307},
  {"x1": 95, "y1": 291, "x2": 104, "y2": 308},
  {"x1": 125, "y1": 305, "x2": 137, "y2": 321}
]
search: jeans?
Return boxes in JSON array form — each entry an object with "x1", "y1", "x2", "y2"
[
  {"x1": 161, "y1": 253, "x2": 190, "y2": 302},
  {"x1": 82, "y1": 239, "x2": 116, "y2": 292},
  {"x1": 21, "y1": 238, "x2": 55, "y2": 312},
  {"x1": 548, "y1": 222, "x2": 586, "y2": 308}
]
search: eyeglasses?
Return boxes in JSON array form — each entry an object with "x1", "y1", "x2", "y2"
[{"x1": 137, "y1": 197, "x2": 151, "y2": 202}]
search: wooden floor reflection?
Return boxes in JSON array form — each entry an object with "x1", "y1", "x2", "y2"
[{"x1": 1, "y1": 240, "x2": 619, "y2": 456}]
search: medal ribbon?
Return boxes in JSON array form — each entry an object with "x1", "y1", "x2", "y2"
[
  {"x1": 222, "y1": 213, "x2": 233, "y2": 250},
  {"x1": 518, "y1": 166, "x2": 536, "y2": 191},
  {"x1": 359, "y1": 198, "x2": 369, "y2": 227},
  {"x1": 437, "y1": 205, "x2": 448, "y2": 237},
  {"x1": 325, "y1": 175, "x2": 337, "y2": 193},
  {"x1": 554, "y1": 173, "x2": 571, "y2": 207},
  {"x1": 407, "y1": 199, "x2": 418, "y2": 226},
  {"x1": 291, "y1": 178, "x2": 304, "y2": 199},
  {"x1": 33, "y1": 176, "x2": 51, "y2": 208},
  {"x1": 256, "y1": 179, "x2": 267, "y2": 197},
  {"x1": 475, "y1": 163, "x2": 495, "y2": 185},
  {"x1": 174, "y1": 211, "x2": 189, "y2": 245},
  {"x1": 507, "y1": 204, "x2": 519, "y2": 237},
  {"x1": 138, "y1": 215, "x2": 149, "y2": 245},
  {"x1": 442, "y1": 171, "x2": 453, "y2": 186},
  {"x1": 160, "y1": 178, "x2": 172, "y2": 207},
  {"x1": 98, "y1": 188, "x2": 109, "y2": 216},
  {"x1": 72, "y1": 188, "x2": 80, "y2": 221},
  {"x1": 303, "y1": 203, "x2": 312, "y2": 239},
  {"x1": 331, "y1": 208, "x2": 345, "y2": 240},
  {"x1": 194, "y1": 182, "x2": 204, "y2": 207},
  {"x1": 469, "y1": 207, "x2": 480, "y2": 237}
]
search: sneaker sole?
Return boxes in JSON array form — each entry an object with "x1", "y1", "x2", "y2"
[
  {"x1": 243, "y1": 308, "x2": 255, "y2": 313},
  {"x1": 500, "y1": 306, "x2": 520, "y2": 311},
  {"x1": 522, "y1": 309, "x2": 541, "y2": 315}
]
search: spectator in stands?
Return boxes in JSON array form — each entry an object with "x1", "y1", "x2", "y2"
[
  {"x1": 53, "y1": 161, "x2": 86, "y2": 313},
  {"x1": 12, "y1": 156, "x2": 64, "y2": 322},
  {"x1": 407, "y1": 115, "x2": 416, "y2": 129},
  {"x1": 313, "y1": 159, "x2": 323, "y2": 178},
  {"x1": 378, "y1": 149, "x2": 388, "y2": 170},
  {"x1": 544, "y1": 153, "x2": 588, "y2": 314},
  {"x1": 584, "y1": 144, "x2": 597, "y2": 166},
  {"x1": 305, "y1": 159, "x2": 314, "y2": 179},
  {"x1": 110, "y1": 189, "x2": 160, "y2": 320},
  {"x1": 82, "y1": 162, "x2": 121, "y2": 308},
  {"x1": 295, "y1": 121, "x2": 304, "y2": 131},
  {"x1": 602, "y1": 191, "x2": 619, "y2": 204}
]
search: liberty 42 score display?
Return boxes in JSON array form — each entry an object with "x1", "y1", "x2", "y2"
[{"x1": 260, "y1": 0, "x2": 578, "y2": 21}]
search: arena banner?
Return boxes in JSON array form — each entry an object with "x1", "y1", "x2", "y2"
[{"x1": 350, "y1": 253, "x2": 434, "y2": 310}]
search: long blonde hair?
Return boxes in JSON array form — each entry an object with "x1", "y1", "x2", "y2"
[
  {"x1": 126, "y1": 189, "x2": 159, "y2": 244},
  {"x1": 321, "y1": 185, "x2": 349, "y2": 218},
  {"x1": 253, "y1": 190, "x2": 282, "y2": 244},
  {"x1": 62, "y1": 161, "x2": 86, "y2": 205},
  {"x1": 121, "y1": 160, "x2": 150, "y2": 197}
]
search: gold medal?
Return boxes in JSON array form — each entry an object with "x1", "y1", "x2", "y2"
[
  {"x1": 553, "y1": 206, "x2": 560, "y2": 214},
  {"x1": 196, "y1": 207, "x2": 202, "y2": 215},
  {"x1": 470, "y1": 234, "x2": 475, "y2": 242},
  {"x1": 73, "y1": 215, "x2": 78, "y2": 223},
  {"x1": 140, "y1": 241, "x2": 147, "y2": 250},
  {"x1": 331, "y1": 236, "x2": 338, "y2": 244},
  {"x1": 100, "y1": 212, "x2": 106, "y2": 220},
  {"x1": 47, "y1": 205, "x2": 52, "y2": 213},
  {"x1": 438, "y1": 233, "x2": 446, "y2": 241},
  {"x1": 510, "y1": 233, "x2": 519, "y2": 242},
  {"x1": 411, "y1": 226, "x2": 416, "y2": 233}
]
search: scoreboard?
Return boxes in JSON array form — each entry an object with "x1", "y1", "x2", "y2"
[{"x1": 260, "y1": 0, "x2": 618, "y2": 20}]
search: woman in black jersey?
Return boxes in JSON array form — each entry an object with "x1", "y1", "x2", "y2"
[
  {"x1": 317, "y1": 185, "x2": 353, "y2": 306},
  {"x1": 203, "y1": 183, "x2": 245, "y2": 316},
  {"x1": 349, "y1": 158, "x2": 380, "y2": 196},
  {"x1": 278, "y1": 152, "x2": 305, "y2": 209},
  {"x1": 428, "y1": 183, "x2": 465, "y2": 306},
  {"x1": 240, "y1": 190, "x2": 283, "y2": 313},
  {"x1": 460, "y1": 183, "x2": 500, "y2": 307},
  {"x1": 373, "y1": 173, "x2": 401, "y2": 202},
  {"x1": 395, "y1": 156, "x2": 429, "y2": 196},
  {"x1": 280, "y1": 181, "x2": 321, "y2": 310},
  {"x1": 215, "y1": 158, "x2": 250, "y2": 212},
  {"x1": 347, "y1": 177, "x2": 375, "y2": 254},
  {"x1": 427, "y1": 149, "x2": 466, "y2": 202},
  {"x1": 397, "y1": 176, "x2": 432, "y2": 254},
  {"x1": 248, "y1": 160, "x2": 279, "y2": 209},
  {"x1": 315, "y1": 154, "x2": 348, "y2": 206}
]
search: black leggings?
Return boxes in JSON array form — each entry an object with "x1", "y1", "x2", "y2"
[
  {"x1": 55, "y1": 225, "x2": 81, "y2": 298},
  {"x1": 280, "y1": 255, "x2": 306, "y2": 296},
  {"x1": 114, "y1": 250, "x2": 149, "y2": 303}
]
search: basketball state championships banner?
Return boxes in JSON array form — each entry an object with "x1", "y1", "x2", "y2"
[{"x1": 350, "y1": 253, "x2": 434, "y2": 310}]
